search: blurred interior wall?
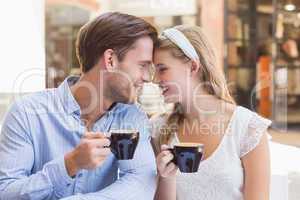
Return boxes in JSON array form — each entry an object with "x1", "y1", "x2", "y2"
[
  {"x1": 0, "y1": 0, "x2": 45, "y2": 124},
  {"x1": 0, "y1": 0, "x2": 45, "y2": 93},
  {"x1": 0, "y1": 0, "x2": 46, "y2": 93},
  {"x1": 200, "y1": 0, "x2": 224, "y2": 69}
]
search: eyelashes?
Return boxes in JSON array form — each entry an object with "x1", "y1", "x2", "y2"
[{"x1": 158, "y1": 68, "x2": 168, "y2": 73}]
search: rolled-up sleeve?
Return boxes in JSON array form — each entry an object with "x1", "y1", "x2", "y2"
[{"x1": 0, "y1": 102, "x2": 75, "y2": 199}]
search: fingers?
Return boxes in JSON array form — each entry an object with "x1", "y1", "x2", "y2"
[
  {"x1": 157, "y1": 150, "x2": 174, "y2": 170},
  {"x1": 161, "y1": 144, "x2": 170, "y2": 151},
  {"x1": 80, "y1": 137, "x2": 111, "y2": 153},
  {"x1": 90, "y1": 138, "x2": 111, "y2": 148},
  {"x1": 82, "y1": 132, "x2": 111, "y2": 147},
  {"x1": 157, "y1": 150, "x2": 177, "y2": 178},
  {"x1": 83, "y1": 132, "x2": 107, "y2": 139},
  {"x1": 161, "y1": 162, "x2": 177, "y2": 177},
  {"x1": 93, "y1": 147, "x2": 111, "y2": 157},
  {"x1": 157, "y1": 145, "x2": 173, "y2": 161},
  {"x1": 161, "y1": 152, "x2": 174, "y2": 166}
]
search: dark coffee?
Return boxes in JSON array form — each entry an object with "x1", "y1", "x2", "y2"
[
  {"x1": 109, "y1": 130, "x2": 139, "y2": 160},
  {"x1": 169, "y1": 143, "x2": 204, "y2": 173}
]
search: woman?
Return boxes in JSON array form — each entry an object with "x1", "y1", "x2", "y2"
[{"x1": 152, "y1": 25, "x2": 271, "y2": 200}]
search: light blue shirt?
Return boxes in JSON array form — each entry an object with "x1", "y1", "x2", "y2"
[{"x1": 0, "y1": 76, "x2": 156, "y2": 200}]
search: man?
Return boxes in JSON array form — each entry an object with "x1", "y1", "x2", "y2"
[{"x1": 0, "y1": 12, "x2": 158, "y2": 200}]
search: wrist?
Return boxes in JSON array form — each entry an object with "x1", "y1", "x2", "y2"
[
  {"x1": 159, "y1": 174, "x2": 176, "y2": 182},
  {"x1": 64, "y1": 151, "x2": 79, "y2": 177}
]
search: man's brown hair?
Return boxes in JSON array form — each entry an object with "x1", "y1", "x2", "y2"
[{"x1": 76, "y1": 12, "x2": 158, "y2": 73}]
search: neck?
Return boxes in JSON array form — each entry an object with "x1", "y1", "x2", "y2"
[
  {"x1": 182, "y1": 92, "x2": 222, "y2": 124},
  {"x1": 70, "y1": 73, "x2": 113, "y2": 130}
]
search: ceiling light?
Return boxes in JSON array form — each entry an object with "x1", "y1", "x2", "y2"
[{"x1": 284, "y1": 1, "x2": 296, "y2": 11}]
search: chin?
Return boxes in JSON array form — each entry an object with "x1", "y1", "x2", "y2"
[
  {"x1": 108, "y1": 83, "x2": 136, "y2": 104},
  {"x1": 163, "y1": 93, "x2": 180, "y2": 104},
  {"x1": 129, "y1": 86, "x2": 140, "y2": 103},
  {"x1": 116, "y1": 93, "x2": 136, "y2": 105},
  {"x1": 124, "y1": 93, "x2": 136, "y2": 104}
]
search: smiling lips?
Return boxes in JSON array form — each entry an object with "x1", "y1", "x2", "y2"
[{"x1": 159, "y1": 85, "x2": 169, "y2": 95}]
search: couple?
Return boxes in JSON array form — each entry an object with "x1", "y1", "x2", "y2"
[{"x1": 0, "y1": 12, "x2": 271, "y2": 200}]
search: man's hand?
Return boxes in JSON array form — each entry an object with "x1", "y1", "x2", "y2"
[{"x1": 64, "y1": 132, "x2": 111, "y2": 177}]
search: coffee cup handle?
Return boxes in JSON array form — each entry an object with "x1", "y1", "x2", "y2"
[{"x1": 105, "y1": 135, "x2": 117, "y2": 157}]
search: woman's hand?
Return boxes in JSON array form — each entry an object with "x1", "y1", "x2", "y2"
[{"x1": 156, "y1": 145, "x2": 178, "y2": 179}]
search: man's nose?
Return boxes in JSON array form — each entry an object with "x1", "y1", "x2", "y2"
[
  {"x1": 142, "y1": 69, "x2": 151, "y2": 83},
  {"x1": 142, "y1": 67, "x2": 153, "y2": 82}
]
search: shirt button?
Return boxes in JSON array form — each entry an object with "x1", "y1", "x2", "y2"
[{"x1": 67, "y1": 183, "x2": 71, "y2": 187}]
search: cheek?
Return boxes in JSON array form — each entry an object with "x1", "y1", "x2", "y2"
[
  {"x1": 168, "y1": 72, "x2": 190, "y2": 95},
  {"x1": 164, "y1": 69, "x2": 186, "y2": 84},
  {"x1": 113, "y1": 74, "x2": 130, "y2": 88},
  {"x1": 168, "y1": 77, "x2": 186, "y2": 94},
  {"x1": 129, "y1": 64, "x2": 143, "y2": 77},
  {"x1": 159, "y1": 69, "x2": 176, "y2": 81},
  {"x1": 120, "y1": 65, "x2": 139, "y2": 82}
]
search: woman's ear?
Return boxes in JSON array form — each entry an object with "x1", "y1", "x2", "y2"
[
  {"x1": 190, "y1": 60, "x2": 201, "y2": 76},
  {"x1": 103, "y1": 49, "x2": 117, "y2": 72}
]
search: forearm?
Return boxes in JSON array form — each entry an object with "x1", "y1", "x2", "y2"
[
  {"x1": 154, "y1": 177, "x2": 176, "y2": 200},
  {"x1": 243, "y1": 179, "x2": 270, "y2": 200},
  {"x1": 61, "y1": 167, "x2": 157, "y2": 200},
  {"x1": 243, "y1": 168, "x2": 270, "y2": 200},
  {"x1": 0, "y1": 173, "x2": 54, "y2": 200},
  {"x1": 0, "y1": 156, "x2": 75, "y2": 200},
  {"x1": 242, "y1": 133, "x2": 270, "y2": 200}
]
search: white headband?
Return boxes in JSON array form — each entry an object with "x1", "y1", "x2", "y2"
[{"x1": 161, "y1": 28, "x2": 199, "y2": 61}]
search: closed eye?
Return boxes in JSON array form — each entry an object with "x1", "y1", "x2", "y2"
[
  {"x1": 158, "y1": 67, "x2": 168, "y2": 72},
  {"x1": 155, "y1": 64, "x2": 168, "y2": 73},
  {"x1": 139, "y1": 64, "x2": 147, "y2": 68},
  {"x1": 139, "y1": 61, "x2": 151, "y2": 69}
]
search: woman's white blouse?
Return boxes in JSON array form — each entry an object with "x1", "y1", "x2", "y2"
[{"x1": 151, "y1": 106, "x2": 272, "y2": 200}]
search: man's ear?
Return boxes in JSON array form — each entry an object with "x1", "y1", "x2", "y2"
[
  {"x1": 103, "y1": 49, "x2": 117, "y2": 72},
  {"x1": 190, "y1": 60, "x2": 201, "y2": 76}
]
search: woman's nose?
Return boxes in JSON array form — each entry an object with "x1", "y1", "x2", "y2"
[{"x1": 152, "y1": 71, "x2": 160, "y2": 84}]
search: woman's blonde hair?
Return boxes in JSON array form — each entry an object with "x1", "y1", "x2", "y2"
[{"x1": 156, "y1": 25, "x2": 235, "y2": 145}]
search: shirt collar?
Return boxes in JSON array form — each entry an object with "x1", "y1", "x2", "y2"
[{"x1": 57, "y1": 75, "x2": 81, "y2": 115}]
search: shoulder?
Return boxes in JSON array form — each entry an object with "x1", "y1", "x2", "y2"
[
  {"x1": 234, "y1": 106, "x2": 272, "y2": 157},
  {"x1": 235, "y1": 106, "x2": 272, "y2": 128},
  {"x1": 1, "y1": 90, "x2": 56, "y2": 142},
  {"x1": 10, "y1": 88, "x2": 58, "y2": 116}
]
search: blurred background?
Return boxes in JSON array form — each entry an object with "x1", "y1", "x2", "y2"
[
  {"x1": 0, "y1": 0, "x2": 300, "y2": 199},
  {"x1": 1, "y1": 0, "x2": 300, "y2": 143}
]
